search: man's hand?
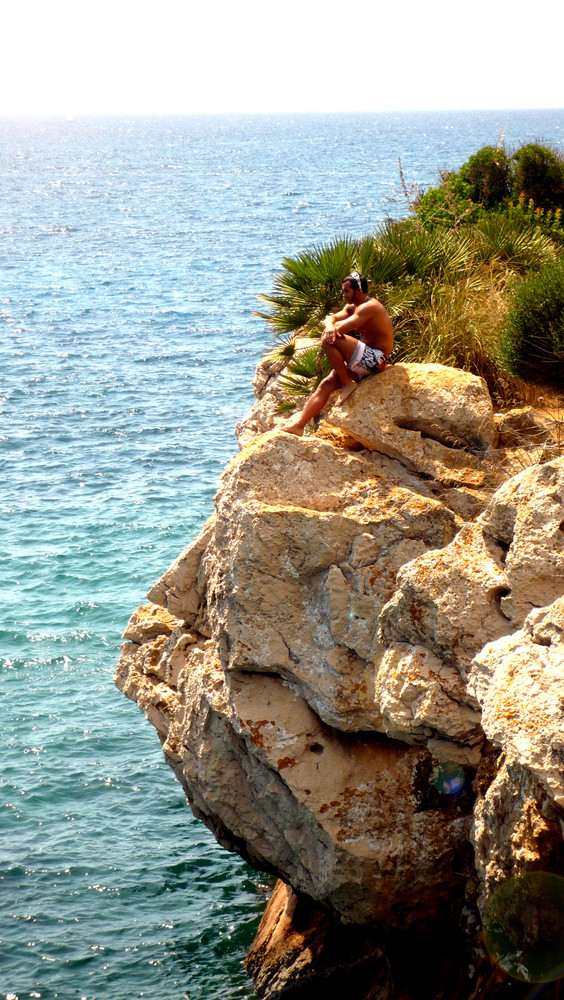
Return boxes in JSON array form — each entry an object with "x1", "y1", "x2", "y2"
[
  {"x1": 322, "y1": 316, "x2": 343, "y2": 345},
  {"x1": 325, "y1": 330, "x2": 342, "y2": 345}
]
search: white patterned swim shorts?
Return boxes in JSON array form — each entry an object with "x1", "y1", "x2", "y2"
[{"x1": 349, "y1": 341, "x2": 387, "y2": 378}]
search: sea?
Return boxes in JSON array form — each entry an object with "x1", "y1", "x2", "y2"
[{"x1": 1, "y1": 109, "x2": 563, "y2": 1000}]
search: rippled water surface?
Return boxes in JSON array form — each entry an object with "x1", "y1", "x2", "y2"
[{"x1": 1, "y1": 110, "x2": 562, "y2": 1000}]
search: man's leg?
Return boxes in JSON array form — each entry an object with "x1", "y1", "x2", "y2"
[
  {"x1": 283, "y1": 335, "x2": 362, "y2": 435},
  {"x1": 283, "y1": 372, "x2": 341, "y2": 436},
  {"x1": 321, "y1": 334, "x2": 360, "y2": 389},
  {"x1": 322, "y1": 334, "x2": 364, "y2": 404}
]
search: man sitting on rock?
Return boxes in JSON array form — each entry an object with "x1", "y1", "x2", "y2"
[{"x1": 283, "y1": 272, "x2": 394, "y2": 436}]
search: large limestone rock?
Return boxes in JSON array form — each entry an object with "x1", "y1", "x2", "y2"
[
  {"x1": 161, "y1": 650, "x2": 471, "y2": 925},
  {"x1": 117, "y1": 621, "x2": 472, "y2": 925},
  {"x1": 469, "y1": 594, "x2": 564, "y2": 910},
  {"x1": 246, "y1": 878, "x2": 483, "y2": 1000},
  {"x1": 324, "y1": 363, "x2": 495, "y2": 486},
  {"x1": 477, "y1": 458, "x2": 564, "y2": 624},
  {"x1": 470, "y1": 597, "x2": 564, "y2": 806},
  {"x1": 239, "y1": 361, "x2": 497, "y2": 488},
  {"x1": 144, "y1": 430, "x2": 462, "y2": 736},
  {"x1": 115, "y1": 361, "x2": 564, "y2": 997},
  {"x1": 378, "y1": 458, "x2": 564, "y2": 753},
  {"x1": 472, "y1": 756, "x2": 564, "y2": 909}
]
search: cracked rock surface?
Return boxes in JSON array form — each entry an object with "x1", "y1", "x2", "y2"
[{"x1": 115, "y1": 362, "x2": 564, "y2": 997}]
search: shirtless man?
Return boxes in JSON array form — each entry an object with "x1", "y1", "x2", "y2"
[{"x1": 284, "y1": 271, "x2": 393, "y2": 436}]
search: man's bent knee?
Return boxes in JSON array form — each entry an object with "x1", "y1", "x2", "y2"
[{"x1": 319, "y1": 372, "x2": 340, "y2": 392}]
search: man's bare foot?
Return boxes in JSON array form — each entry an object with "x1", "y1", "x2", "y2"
[
  {"x1": 336, "y1": 382, "x2": 358, "y2": 405},
  {"x1": 282, "y1": 422, "x2": 304, "y2": 436}
]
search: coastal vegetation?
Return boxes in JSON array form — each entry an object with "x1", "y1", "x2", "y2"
[{"x1": 257, "y1": 141, "x2": 564, "y2": 410}]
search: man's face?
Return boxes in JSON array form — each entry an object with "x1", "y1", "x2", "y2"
[{"x1": 342, "y1": 281, "x2": 355, "y2": 304}]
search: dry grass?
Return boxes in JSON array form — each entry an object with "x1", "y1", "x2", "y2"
[
  {"x1": 512, "y1": 383, "x2": 564, "y2": 412},
  {"x1": 493, "y1": 398, "x2": 564, "y2": 478},
  {"x1": 390, "y1": 268, "x2": 517, "y2": 402}
]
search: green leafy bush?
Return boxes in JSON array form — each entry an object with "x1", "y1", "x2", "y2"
[
  {"x1": 414, "y1": 146, "x2": 512, "y2": 227},
  {"x1": 256, "y1": 237, "x2": 358, "y2": 335},
  {"x1": 414, "y1": 172, "x2": 478, "y2": 229},
  {"x1": 459, "y1": 145, "x2": 512, "y2": 207},
  {"x1": 504, "y1": 195, "x2": 564, "y2": 244},
  {"x1": 415, "y1": 142, "x2": 564, "y2": 232},
  {"x1": 512, "y1": 144, "x2": 564, "y2": 209},
  {"x1": 498, "y1": 258, "x2": 564, "y2": 383},
  {"x1": 275, "y1": 344, "x2": 330, "y2": 410}
]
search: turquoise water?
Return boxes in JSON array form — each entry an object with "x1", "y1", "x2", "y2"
[{"x1": 1, "y1": 110, "x2": 563, "y2": 1000}]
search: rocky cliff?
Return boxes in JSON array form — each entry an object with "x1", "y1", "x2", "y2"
[{"x1": 115, "y1": 362, "x2": 564, "y2": 999}]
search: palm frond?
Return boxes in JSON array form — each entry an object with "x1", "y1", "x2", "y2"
[
  {"x1": 275, "y1": 398, "x2": 301, "y2": 413},
  {"x1": 256, "y1": 236, "x2": 358, "y2": 336},
  {"x1": 277, "y1": 372, "x2": 318, "y2": 398},
  {"x1": 276, "y1": 344, "x2": 329, "y2": 401},
  {"x1": 475, "y1": 215, "x2": 557, "y2": 271},
  {"x1": 262, "y1": 337, "x2": 297, "y2": 366},
  {"x1": 284, "y1": 344, "x2": 326, "y2": 379}
]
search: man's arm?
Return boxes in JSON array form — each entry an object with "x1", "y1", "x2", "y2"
[
  {"x1": 335, "y1": 300, "x2": 393, "y2": 344},
  {"x1": 323, "y1": 304, "x2": 354, "y2": 337},
  {"x1": 333, "y1": 300, "x2": 377, "y2": 336}
]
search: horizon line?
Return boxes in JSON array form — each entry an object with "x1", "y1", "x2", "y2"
[{"x1": 1, "y1": 106, "x2": 563, "y2": 121}]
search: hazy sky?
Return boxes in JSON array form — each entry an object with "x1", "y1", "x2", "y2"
[{"x1": 2, "y1": 0, "x2": 563, "y2": 116}]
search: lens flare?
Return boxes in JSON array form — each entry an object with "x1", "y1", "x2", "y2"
[
  {"x1": 483, "y1": 872, "x2": 564, "y2": 983},
  {"x1": 431, "y1": 761, "x2": 465, "y2": 795},
  {"x1": 526, "y1": 971, "x2": 564, "y2": 999}
]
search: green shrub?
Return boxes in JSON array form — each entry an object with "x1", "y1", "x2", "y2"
[
  {"x1": 258, "y1": 159, "x2": 564, "y2": 411},
  {"x1": 415, "y1": 146, "x2": 512, "y2": 227},
  {"x1": 275, "y1": 344, "x2": 330, "y2": 409},
  {"x1": 459, "y1": 145, "x2": 512, "y2": 207},
  {"x1": 415, "y1": 170, "x2": 481, "y2": 229},
  {"x1": 498, "y1": 258, "x2": 564, "y2": 383},
  {"x1": 415, "y1": 143, "x2": 564, "y2": 232},
  {"x1": 512, "y1": 144, "x2": 564, "y2": 210},
  {"x1": 504, "y1": 195, "x2": 564, "y2": 244}
]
